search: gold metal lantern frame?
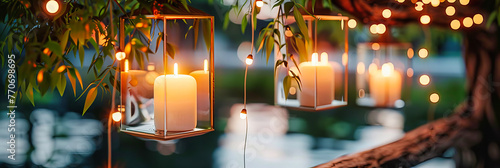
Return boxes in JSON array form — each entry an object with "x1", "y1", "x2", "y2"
[
  {"x1": 355, "y1": 41, "x2": 412, "y2": 108},
  {"x1": 118, "y1": 6, "x2": 214, "y2": 141},
  {"x1": 274, "y1": 12, "x2": 349, "y2": 111}
]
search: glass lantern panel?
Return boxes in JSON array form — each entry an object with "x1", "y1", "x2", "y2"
[
  {"x1": 119, "y1": 16, "x2": 214, "y2": 140},
  {"x1": 274, "y1": 15, "x2": 348, "y2": 111},
  {"x1": 356, "y1": 43, "x2": 411, "y2": 108}
]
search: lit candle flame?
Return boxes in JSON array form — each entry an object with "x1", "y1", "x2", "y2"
[
  {"x1": 320, "y1": 52, "x2": 328, "y2": 64},
  {"x1": 174, "y1": 63, "x2": 178, "y2": 76},
  {"x1": 381, "y1": 63, "x2": 394, "y2": 77},
  {"x1": 311, "y1": 53, "x2": 318, "y2": 65},
  {"x1": 124, "y1": 59, "x2": 129, "y2": 72},
  {"x1": 204, "y1": 59, "x2": 208, "y2": 72}
]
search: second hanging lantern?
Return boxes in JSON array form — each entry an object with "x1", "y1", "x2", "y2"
[{"x1": 273, "y1": 5, "x2": 349, "y2": 111}]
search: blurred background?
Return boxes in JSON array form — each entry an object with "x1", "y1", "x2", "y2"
[{"x1": 0, "y1": 0, "x2": 465, "y2": 167}]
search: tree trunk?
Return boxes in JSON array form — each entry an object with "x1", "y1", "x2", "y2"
[{"x1": 315, "y1": 1, "x2": 500, "y2": 167}]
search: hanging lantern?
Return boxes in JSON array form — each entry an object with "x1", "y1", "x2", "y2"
[
  {"x1": 118, "y1": 3, "x2": 214, "y2": 140},
  {"x1": 274, "y1": 8, "x2": 349, "y2": 111},
  {"x1": 356, "y1": 35, "x2": 411, "y2": 108}
]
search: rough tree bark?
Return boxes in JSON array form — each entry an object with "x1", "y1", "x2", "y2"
[{"x1": 315, "y1": 0, "x2": 500, "y2": 167}]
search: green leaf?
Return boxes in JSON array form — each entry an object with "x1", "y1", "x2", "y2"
[
  {"x1": 83, "y1": 87, "x2": 98, "y2": 115},
  {"x1": 284, "y1": 2, "x2": 294, "y2": 16},
  {"x1": 57, "y1": 74, "x2": 67, "y2": 96},
  {"x1": 59, "y1": 29, "x2": 71, "y2": 53},
  {"x1": 274, "y1": 59, "x2": 284, "y2": 76},
  {"x1": 290, "y1": 54, "x2": 301, "y2": 75},
  {"x1": 45, "y1": 41, "x2": 63, "y2": 57},
  {"x1": 26, "y1": 83, "x2": 35, "y2": 106},
  {"x1": 273, "y1": 0, "x2": 284, "y2": 8},
  {"x1": 241, "y1": 15, "x2": 248, "y2": 34},
  {"x1": 487, "y1": 10, "x2": 497, "y2": 28},
  {"x1": 223, "y1": 12, "x2": 230, "y2": 30},
  {"x1": 266, "y1": 36, "x2": 274, "y2": 64},
  {"x1": 311, "y1": 0, "x2": 316, "y2": 13},
  {"x1": 67, "y1": 70, "x2": 77, "y2": 96},
  {"x1": 293, "y1": 8, "x2": 310, "y2": 42},
  {"x1": 283, "y1": 75, "x2": 291, "y2": 99},
  {"x1": 194, "y1": 19, "x2": 200, "y2": 50},
  {"x1": 155, "y1": 32, "x2": 163, "y2": 53},
  {"x1": 95, "y1": 57, "x2": 103, "y2": 72},
  {"x1": 166, "y1": 42, "x2": 176, "y2": 59},
  {"x1": 202, "y1": 19, "x2": 212, "y2": 54}
]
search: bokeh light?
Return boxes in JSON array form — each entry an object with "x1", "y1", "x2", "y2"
[
  {"x1": 418, "y1": 48, "x2": 429, "y2": 58},
  {"x1": 348, "y1": 19, "x2": 357, "y2": 28},
  {"x1": 420, "y1": 15, "x2": 431, "y2": 25},
  {"x1": 451, "y1": 19, "x2": 461, "y2": 30},
  {"x1": 473, "y1": 14, "x2": 483, "y2": 24},
  {"x1": 463, "y1": 17, "x2": 473, "y2": 27},
  {"x1": 419, "y1": 75, "x2": 430, "y2": 85},
  {"x1": 382, "y1": 9, "x2": 391, "y2": 18},
  {"x1": 430, "y1": 93, "x2": 440, "y2": 103},
  {"x1": 445, "y1": 6, "x2": 455, "y2": 16}
]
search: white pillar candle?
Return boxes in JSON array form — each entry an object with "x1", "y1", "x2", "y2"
[
  {"x1": 369, "y1": 63, "x2": 402, "y2": 107},
  {"x1": 154, "y1": 63, "x2": 197, "y2": 133},
  {"x1": 298, "y1": 53, "x2": 334, "y2": 107},
  {"x1": 189, "y1": 59, "x2": 210, "y2": 122}
]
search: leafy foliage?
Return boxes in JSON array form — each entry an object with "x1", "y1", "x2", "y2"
[{"x1": 0, "y1": 0, "x2": 195, "y2": 115}]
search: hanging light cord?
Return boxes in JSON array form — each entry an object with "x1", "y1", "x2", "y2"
[{"x1": 243, "y1": 1, "x2": 256, "y2": 167}]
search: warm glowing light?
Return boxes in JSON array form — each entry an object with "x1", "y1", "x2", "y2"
[
  {"x1": 420, "y1": 15, "x2": 431, "y2": 25},
  {"x1": 115, "y1": 51, "x2": 126, "y2": 61},
  {"x1": 397, "y1": 0, "x2": 405, "y2": 3},
  {"x1": 342, "y1": 53, "x2": 348, "y2": 66},
  {"x1": 289, "y1": 87, "x2": 297, "y2": 95},
  {"x1": 321, "y1": 52, "x2": 328, "y2": 64},
  {"x1": 311, "y1": 53, "x2": 318, "y2": 65},
  {"x1": 57, "y1": 65, "x2": 66, "y2": 73},
  {"x1": 463, "y1": 17, "x2": 473, "y2": 27},
  {"x1": 473, "y1": 14, "x2": 483, "y2": 24},
  {"x1": 422, "y1": 0, "x2": 430, "y2": 4},
  {"x1": 357, "y1": 62, "x2": 366, "y2": 74},
  {"x1": 377, "y1": 24, "x2": 386, "y2": 34},
  {"x1": 46, "y1": 0, "x2": 60, "y2": 14},
  {"x1": 148, "y1": 63, "x2": 156, "y2": 71},
  {"x1": 289, "y1": 67, "x2": 299, "y2": 77},
  {"x1": 372, "y1": 43, "x2": 381, "y2": 50},
  {"x1": 445, "y1": 6, "x2": 455, "y2": 16},
  {"x1": 341, "y1": 19, "x2": 344, "y2": 30},
  {"x1": 418, "y1": 48, "x2": 429, "y2": 58},
  {"x1": 448, "y1": 0, "x2": 456, "y2": 3},
  {"x1": 112, "y1": 112, "x2": 122, "y2": 122},
  {"x1": 451, "y1": 19, "x2": 461, "y2": 30},
  {"x1": 368, "y1": 63, "x2": 378, "y2": 75},
  {"x1": 43, "y1": 48, "x2": 51, "y2": 55},
  {"x1": 246, "y1": 55, "x2": 254, "y2": 65},
  {"x1": 415, "y1": 2, "x2": 424, "y2": 11},
  {"x1": 174, "y1": 63, "x2": 179, "y2": 76},
  {"x1": 285, "y1": 27, "x2": 293, "y2": 37},
  {"x1": 256, "y1": 0, "x2": 264, "y2": 7},
  {"x1": 459, "y1": 0, "x2": 469, "y2": 5},
  {"x1": 431, "y1": 0, "x2": 440, "y2": 7},
  {"x1": 37, "y1": 70, "x2": 44, "y2": 83},
  {"x1": 124, "y1": 59, "x2": 129, "y2": 72},
  {"x1": 382, "y1": 9, "x2": 391, "y2": 18},
  {"x1": 203, "y1": 59, "x2": 208, "y2": 72},
  {"x1": 430, "y1": 93, "x2": 440, "y2": 103},
  {"x1": 369, "y1": 24, "x2": 378, "y2": 34},
  {"x1": 240, "y1": 109, "x2": 247, "y2": 119},
  {"x1": 407, "y1": 68, "x2": 414, "y2": 77},
  {"x1": 381, "y1": 63, "x2": 394, "y2": 77},
  {"x1": 359, "y1": 89, "x2": 366, "y2": 98},
  {"x1": 407, "y1": 48, "x2": 414, "y2": 59},
  {"x1": 419, "y1": 75, "x2": 431, "y2": 85},
  {"x1": 348, "y1": 19, "x2": 357, "y2": 28}
]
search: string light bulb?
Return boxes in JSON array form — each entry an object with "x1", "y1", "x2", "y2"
[
  {"x1": 419, "y1": 75, "x2": 430, "y2": 85},
  {"x1": 473, "y1": 14, "x2": 483, "y2": 24},
  {"x1": 112, "y1": 112, "x2": 122, "y2": 122},
  {"x1": 418, "y1": 48, "x2": 429, "y2": 58},
  {"x1": 445, "y1": 6, "x2": 455, "y2": 16},
  {"x1": 420, "y1": 15, "x2": 431, "y2": 25},
  {"x1": 240, "y1": 109, "x2": 247, "y2": 119},
  {"x1": 382, "y1": 9, "x2": 391, "y2": 18},
  {"x1": 115, "y1": 50, "x2": 126, "y2": 61},
  {"x1": 451, "y1": 19, "x2": 461, "y2": 30},
  {"x1": 255, "y1": 0, "x2": 264, "y2": 7},
  {"x1": 46, "y1": 0, "x2": 60, "y2": 14},
  {"x1": 430, "y1": 93, "x2": 440, "y2": 103},
  {"x1": 246, "y1": 54, "x2": 254, "y2": 65},
  {"x1": 463, "y1": 17, "x2": 473, "y2": 28},
  {"x1": 377, "y1": 24, "x2": 386, "y2": 34},
  {"x1": 348, "y1": 19, "x2": 357, "y2": 28}
]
